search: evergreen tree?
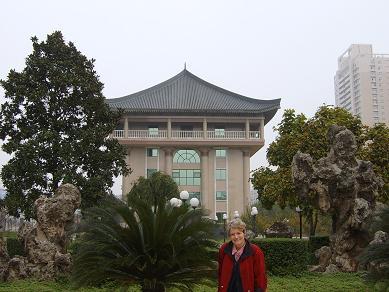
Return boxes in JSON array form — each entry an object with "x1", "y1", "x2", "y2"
[
  {"x1": 127, "y1": 171, "x2": 179, "y2": 206},
  {"x1": 0, "y1": 31, "x2": 129, "y2": 218}
]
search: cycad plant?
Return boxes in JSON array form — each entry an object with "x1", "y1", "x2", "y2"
[
  {"x1": 359, "y1": 206, "x2": 389, "y2": 286},
  {"x1": 71, "y1": 175, "x2": 218, "y2": 292}
]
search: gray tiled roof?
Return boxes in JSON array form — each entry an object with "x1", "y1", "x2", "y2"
[{"x1": 106, "y1": 69, "x2": 281, "y2": 124}]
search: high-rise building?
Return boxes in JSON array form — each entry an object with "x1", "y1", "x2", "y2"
[
  {"x1": 107, "y1": 69, "x2": 280, "y2": 218},
  {"x1": 0, "y1": 179, "x2": 4, "y2": 199},
  {"x1": 0, "y1": 187, "x2": 5, "y2": 200},
  {"x1": 334, "y1": 44, "x2": 389, "y2": 126}
]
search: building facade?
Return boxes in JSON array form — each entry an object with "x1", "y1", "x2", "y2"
[
  {"x1": 334, "y1": 44, "x2": 389, "y2": 126},
  {"x1": 0, "y1": 179, "x2": 4, "y2": 200},
  {"x1": 107, "y1": 69, "x2": 280, "y2": 219}
]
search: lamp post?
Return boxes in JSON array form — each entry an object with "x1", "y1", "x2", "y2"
[
  {"x1": 222, "y1": 213, "x2": 228, "y2": 242},
  {"x1": 251, "y1": 206, "x2": 258, "y2": 238},
  {"x1": 179, "y1": 190, "x2": 189, "y2": 204},
  {"x1": 189, "y1": 197, "x2": 200, "y2": 210},
  {"x1": 169, "y1": 197, "x2": 179, "y2": 207},
  {"x1": 233, "y1": 210, "x2": 240, "y2": 219},
  {"x1": 295, "y1": 206, "x2": 303, "y2": 239}
]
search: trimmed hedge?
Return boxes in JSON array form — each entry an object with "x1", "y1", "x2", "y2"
[
  {"x1": 308, "y1": 236, "x2": 330, "y2": 264},
  {"x1": 6, "y1": 238, "x2": 25, "y2": 258},
  {"x1": 252, "y1": 238, "x2": 308, "y2": 276}
]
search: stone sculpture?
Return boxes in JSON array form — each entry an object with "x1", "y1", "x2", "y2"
[
  {"x1": 365, "y1": 230, "x2": 389, "y2": 276},
  {"x1": 0, "y1": 238, "x2": 9, "y2": 280},
  {"x1": 292, "y1": 125, "x2": 383, "y2": 272},
  {"x1": 0, "y1": 183, "x2": 81, "y2": 281}
]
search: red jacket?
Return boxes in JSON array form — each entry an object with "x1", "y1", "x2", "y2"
[{"x1": 218, "y1": 240, "x2": 267, "y2": 292}]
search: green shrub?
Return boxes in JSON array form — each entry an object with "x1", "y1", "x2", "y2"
[
  {"x1": 67, "y1": 238, "x2": 82, "y2": 256},
  {"x1": 359, "y1": 206, "x2": 389, "y2": 286},
  {"x1": 308, "y1": 235, "x2": 330, "y2": 264},
  {"x1": 252, "y1": 238, "x2": 308, "y2": 276},
  {"x1": 6, "y1": 238, "x2": 25, "y2": 257}
]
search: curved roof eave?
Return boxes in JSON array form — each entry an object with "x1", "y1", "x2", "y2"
[{"x1": 106, "y1": 69, "x2": 281, "y2": 123}]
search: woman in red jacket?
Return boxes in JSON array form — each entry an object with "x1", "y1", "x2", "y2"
[{"x1": 218, "y1": 218, "x2": 267, "y2": 292}]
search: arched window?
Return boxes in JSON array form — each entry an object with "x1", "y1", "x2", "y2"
[{"x1": 173, "y1": 150, "x2": 200, "y2": 163}]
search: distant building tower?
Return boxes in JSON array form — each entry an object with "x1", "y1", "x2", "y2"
[
  {"x1": 0, "y1": 180, "x2": 5, "y2": 200},
  {"x1": 334, "y1": 44, "x2": 389, "y2": 126},
  {"x1": 106, "y1": 69, "x2": 280, "y2": 218}
]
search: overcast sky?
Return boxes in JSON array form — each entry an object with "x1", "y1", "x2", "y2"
[{"x1": 1, "y1": 0, "x2": 389, "y2": 194}]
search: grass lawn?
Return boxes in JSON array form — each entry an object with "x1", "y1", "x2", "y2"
[
  {"x1": 0, "y1": 231, "x2": 17, "y2": 239},
  {"x1": 0, "y1": 273, "x2": 372, "y2": 292},
  {"x1": 270, "y1": 273, "x2": 372, "y2": 292}
]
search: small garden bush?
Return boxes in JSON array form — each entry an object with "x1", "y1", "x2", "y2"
[
  {"x1": 252, "y1": 238, "x2": 308, "y2": 276},
  {"x1": 67, "y1": 238, "x2": 82, "y2": 256},
  {"x1": 72, "y1": 172, "x2": 218, "y2": 292},
  {"x1": 359, "y1": 206, "x2": 389, "y2": 288}
]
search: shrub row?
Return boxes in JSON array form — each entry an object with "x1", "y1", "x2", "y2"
[{"x1": 252, "y1": 238, "x2": 308, "y2": 276}]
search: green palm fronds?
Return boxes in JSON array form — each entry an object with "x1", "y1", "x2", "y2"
[{"x1": 71, "y1": 195, "x2": 218, "y2": 291}]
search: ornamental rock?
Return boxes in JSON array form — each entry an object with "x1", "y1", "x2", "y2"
[
  {"x1": 1, "y1": 184, "x2": 81, "y2": 281},
  {"x1": 292, "y1": 125, "x2": 383, "y2": 272}
]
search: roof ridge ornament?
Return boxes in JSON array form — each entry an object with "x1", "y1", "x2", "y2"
[{"x1": 184, "y1": 62, "x2": 186, "y2": 70}]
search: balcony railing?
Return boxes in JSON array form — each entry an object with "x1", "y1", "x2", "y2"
[
  {"x1": 172, "y1": 130, "x2": 204, "y2": 139},
  {"x1": 249, "y1": 131, "x2": 260, "y2": 139},
  {"x1": 112, "y1": 130, "x2": 261, "y2": 140}
]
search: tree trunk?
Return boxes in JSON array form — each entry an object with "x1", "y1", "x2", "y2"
[
  {"x1": 331, "y1": 213, "x2": 337, "y2": 234},
  {"x1": 312, "y1": 210, "x2": 318, "y2": 236},
  {"x1": 307, "y1": 209, "x2": 317, "y2": 236}
]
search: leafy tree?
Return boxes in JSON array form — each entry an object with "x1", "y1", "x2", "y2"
[
  {"x1": 359, "y1": 123, "x2": 389, "y2": 203},
  {"x1": 266, "y1": 108, "x2": 307, "y2": 168},
  {"x1": 0, "y1": 31, "x2": 128, "y2": 218},
  {"x1": 252, "y1": 106, "x2": 367, "y2": 235},
  {"x1": 127, "y1": 171, "x2": 179, "y2": 206},
  {"x1": 72, "y1": 175, "x2": 217, "y2": 292}
]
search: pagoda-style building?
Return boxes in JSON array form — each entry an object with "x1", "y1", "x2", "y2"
[{"x1": 107, "y1": 69, "x2": 280, "y2": 219}]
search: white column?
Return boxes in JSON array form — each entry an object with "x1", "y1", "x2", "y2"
[
  {"x1": 124, "y1": 116, "x2": 128, "y2": 138},
  {"x1": 167, "y1": 118, "x2": 171, "y2": 139},
  {"x1": 245, "y1": 119, "x2": 250, "y2": 139},
  {"x1": 243, "y1": 150, "x2": 250, "y2": 207},
  {"x1": 200, "y1": 148, "x2": 210, "y2": 211},
  {"x1": 203, "y1": 118, "x2": 208, "y2": 138},
  {"x1": 259, "y1": 118, "x2": 264, "y2": 141},
  {"x1": 164, "y1": 148, "x2": 173, "y2": 175}
]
